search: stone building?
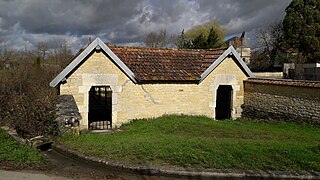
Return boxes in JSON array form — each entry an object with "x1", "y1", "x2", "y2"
[
  {"x1": 50, "y1": 38, "x2": 253, "y2": 131},
  {"x1": 225, "y1": 32, "x2": 251, "y2": 64},
  {"x1": 284, "y1": 63, "x2": 320, "y2": 81}
]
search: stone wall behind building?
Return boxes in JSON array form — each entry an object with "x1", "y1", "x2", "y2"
[{"x1": 242, "y1": 78, "x2": 320, "y2": 126}]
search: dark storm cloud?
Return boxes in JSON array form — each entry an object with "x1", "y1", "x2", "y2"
[
  {"x1": 196, "y1": 0, "x2": 291, "y2": 34},
  {"x1": 11, "y1": 0, "x2": 143, "y2": 34},
  {"x1": 0, "y1": 0, "x2": 291, "y2": 51}
]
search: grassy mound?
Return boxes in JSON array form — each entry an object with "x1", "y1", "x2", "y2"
[{"x1": 57, "y1": 115, "x2": 320, "y2": 172}]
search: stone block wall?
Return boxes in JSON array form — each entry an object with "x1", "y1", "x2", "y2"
[
  {"x1": 56, "y1": 95, "x2": 82, "y2": 134},
  {"x1": 242, "y1": 78, "x2": 320, "y2": 126}
]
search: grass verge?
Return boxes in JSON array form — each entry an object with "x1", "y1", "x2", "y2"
[
  {"x1": 57, "y1": 115, "x2": 320, "y2": 172},
  {"x1": 0, "y1": 128, "x2": 46, "y2": 169}
]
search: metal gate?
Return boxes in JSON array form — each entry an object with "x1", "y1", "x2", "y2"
[{"x1": 88, "y1": 86, "x2": 112, "y2": 130}]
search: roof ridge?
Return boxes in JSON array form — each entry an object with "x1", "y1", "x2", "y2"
[{"x1": 107, "y1": 43, "x2": 227, "y2": 52}]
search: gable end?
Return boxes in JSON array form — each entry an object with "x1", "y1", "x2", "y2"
[
  {"x1": 49, "y1": 38, "x2": 137, "y2": 87},
  {"x1": 198, "y1": 46, "x2": 254, "y2": 83}
]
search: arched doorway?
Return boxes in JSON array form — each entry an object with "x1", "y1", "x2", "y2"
[
  {"x1": 88, "y1": 86, "x2": 112, "y2": 130},
  {"x1": 215, "y1": 85, "x2": 233, "y2": 120}
]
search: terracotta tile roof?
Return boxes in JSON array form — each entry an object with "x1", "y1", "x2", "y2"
[
  {"x1": 108, "y1": 45, "x2": 226, "y2": 82},
  {"x1": 245, "y1": 78, "x2": 320, "y2": 88}
]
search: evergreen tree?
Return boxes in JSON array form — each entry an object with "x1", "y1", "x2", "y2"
[
  {"x1": 175, "y1": 29, "x2": 192, "y2": 49},
  {"x1": 192, "y1": 33, "x2": 207, "y2": 49},
  {"x1": 175, "y1": 29, "x2": 185, "y2": 48},
  {"x1": 283, "y1": 0, "x2": 320, "y2": 62},
  {"x1": 207, "y1": 27, "x2": 222, "y2": 48}
]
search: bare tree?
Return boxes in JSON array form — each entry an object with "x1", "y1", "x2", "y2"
[
  {"x1": 144, "y1": 29, "x2": 170, "y2": 48},
  {"x1": 255, "y1": 21, "x2": 284, "y2": 67},
  {"x1": 37, "y1": 42, "x2": 49, "y2": 61},
  {"x1": 48, "y1": 39, "x2": 73, "y2": 68},
  {"x1": 57, "y1": 40, "x2": 73, "y2": 67}
]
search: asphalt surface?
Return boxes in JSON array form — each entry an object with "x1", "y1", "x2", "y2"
[{"x1": 0, "y1": 170, "x2": 70, "y2": 180}]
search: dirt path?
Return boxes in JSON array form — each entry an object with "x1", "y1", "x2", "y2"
[
  {"x1": 0, "y1": 149, "x2": 298, "y2": 179},
  {"x1": 0, "y1": 149, "x2": 180, "y2": 180},
  {"x1": 40, "y1": 149, "x2": 179, "y2": 180}
]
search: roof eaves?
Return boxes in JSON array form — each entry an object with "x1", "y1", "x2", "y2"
[
  {"x1": 198, "y1": 46, "x2": 254, "y2": 84},
  {"x1": 49, "y1": 39, "x2": 99, "y2": 87}
]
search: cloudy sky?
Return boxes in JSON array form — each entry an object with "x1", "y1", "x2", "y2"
[{"x1": 0, "y1": 0, "x2": 291, "y2": 52}]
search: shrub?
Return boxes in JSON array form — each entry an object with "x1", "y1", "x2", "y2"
[{"x1": 0, "y1": 57, "x2": 60, "y2": 138}]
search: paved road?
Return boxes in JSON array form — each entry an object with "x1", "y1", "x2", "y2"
[{"x1": 0, "y1": 170, "x2": 71, "y2": 180}]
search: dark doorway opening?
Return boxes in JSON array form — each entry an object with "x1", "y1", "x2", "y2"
[
  {"x1": 88, "y1": 86, "x2": 112, "y2": 130},
  {"x1": 215, "y1": 85, "x2": 233, "y2": 120}
]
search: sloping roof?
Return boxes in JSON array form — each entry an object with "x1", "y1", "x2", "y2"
[
  {"x1": 50, "y1": 38, "x2": 253, "y2": 87},
  {"x1": 108, "y1": 46, "x2": 226, "y2": 82}
]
